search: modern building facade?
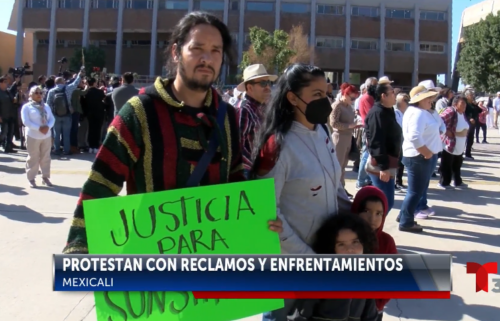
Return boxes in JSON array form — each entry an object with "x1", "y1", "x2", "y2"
[
  {"x1": 0, "y1": 31, "x2": 34, "y2": 83},
  {"x1": 9, "y1": 0, "x2": 452, "y2": 87},
  {"x1": 451, "y1": 0, "x2": 500, "y2": 90}
]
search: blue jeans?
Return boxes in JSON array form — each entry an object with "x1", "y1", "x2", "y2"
[
  {"x1": 357, "y1": 149, "x2": 372, "y2": 187},
  {"x1": 399, "y1": 155, "x2": 434, "y2": 228},
  {"x1": 70, "y1": 112, "x2": 80, "y2": 147},
  {"x1": 53, "y1": 115, "x2": 72, "y2": 153},
  {"x1": 415, "y1": 154, "x2": 438, "y2": 212},
  {"x1": 368, "y1": 173, "x2": 395, "y2": 213}
]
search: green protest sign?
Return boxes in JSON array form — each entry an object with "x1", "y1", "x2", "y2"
[{"x1": 83, "y1": 178, "x2": 283, "y2": 321}]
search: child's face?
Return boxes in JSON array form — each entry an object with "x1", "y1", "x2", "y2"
[
  {"x1": 335, "y1": 229, "x2": 364, "y2": 254},
  {"x1": 359, "y1": 200, "x2": 384, "y2": 231}
]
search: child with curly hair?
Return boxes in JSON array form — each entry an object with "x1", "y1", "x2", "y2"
[{"x1": 288, "y1": 213, "x2": 379, "y2": 321}]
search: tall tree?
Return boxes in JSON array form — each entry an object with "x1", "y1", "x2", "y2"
[
  {"x1": 457, "y1": 12, "x2": 500, "y2": 92},
  {"x1": 239, "y1": 27, "x2": 295, "y2": 74},
  {"x1": 69, "y1": 45, "x2": 106, "y2": 74},
  {"x1": 288, "y1": 25, "x2": 315, "y2": 65}
]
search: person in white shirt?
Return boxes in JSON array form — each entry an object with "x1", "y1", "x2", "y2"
[
  {"x1": 354, "y1": 84, "x2": 366, "y2": 111},
  {"x1": 493, "y1": 92, "x2": 500, "y2": 129},
  {"x1": 397, "y1": 85, "x2": 441, "y2": 233},
  {"x1": 21, "y1": 86, "x2": 56, "y2": 188},
  {"x1": 394, "y1": 93, "x2": 409, "y2": 191}
]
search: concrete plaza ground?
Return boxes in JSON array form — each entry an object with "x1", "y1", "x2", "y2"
[{"x1": 1, "y1": 129, "x2": 499, "y2": 321}]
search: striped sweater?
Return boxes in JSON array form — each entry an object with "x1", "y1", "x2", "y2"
[{"x1": 63, "y1": 77, "x2": 245, "y2": 254}]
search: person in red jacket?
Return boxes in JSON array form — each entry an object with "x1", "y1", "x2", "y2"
[{"x1": 351, "y1": 186, "x2": 398, "y2": 321}]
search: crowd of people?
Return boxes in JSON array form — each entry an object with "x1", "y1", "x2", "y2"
[
  {"x1": 0, "y1": 10, "x2": 495, "y2": 321},
  {"x1": 0, "y1": 70, "x2": 139, "y2": 187}
]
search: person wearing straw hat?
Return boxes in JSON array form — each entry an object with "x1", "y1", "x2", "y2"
[
  {"x1": 237, "y1": 64, "x2": 277, "y2": 178},
  {"x1": 397, "y1": 85, "x2": 441, "y2": 233}
]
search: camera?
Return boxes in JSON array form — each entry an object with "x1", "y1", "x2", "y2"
[
  {"x1": 58, "y1": 57, "x2": 68, "y2": 64},
  {"x1": 8, "y1": 62, "x2": 33, "y2": 78}
]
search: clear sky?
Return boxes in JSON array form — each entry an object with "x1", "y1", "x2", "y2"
[{"x1": 0, "y1": 0, "x2": 486, "y2": 76}]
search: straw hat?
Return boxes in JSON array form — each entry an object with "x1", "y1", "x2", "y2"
[
  {"x1": 408, "y1": 85, "x2": 439, "y2": 104},
  {"x1": 236, "y1": 64, "x2": 277, "y2": 91},
  {"x1": 378, "y1": 76, "x2": 394, "y2": 85}
]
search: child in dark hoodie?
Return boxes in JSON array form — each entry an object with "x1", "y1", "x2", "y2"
[
  {"x1": 288, "y1": 213, "x2": 379, "y2": 321},
  {"x1": 351, "y1": 186, "x2": 398, "y2": 321}
]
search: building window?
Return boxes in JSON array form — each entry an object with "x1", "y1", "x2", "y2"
[
  {"x1": 164, "y1": 0, "x2": 188, "y2": 9},
  {"x1": 317, "y1": 4, "x2": 344, "y2": 15},
  {"x1": 316, "y1": 37, "x2": 343, "y2": 48},
  {"x1": 37, "y1": 39, "x2": 49, "y2": 44},
  {"x1": 420, "y1": 43, "x2": 445, "y2": 53},
  {"x1": 194, "y1": 1, "x2": 224, "y2": 11},
  {"x1": 126, "y1": 40, "x2": 152, "y2": 46},
  {"x1": 281, "y1": 3, "x2": 310, "y2": 13},
  {"x1": 90, "y1": 0, "x2": 98, "y2": 8},
  {"x1": 129, "y1": 0, "x2": 152, "y2": 8},
  {"x1": 27, "y1": 0, "x2": 50, "y2": 8},
  {"x1": 229, "y1": 0, "x2": 238, "y2": 11},
  {"x1": 420, "y1": 11, "x2": 446, "y2": 21},
  {"x1": 246, "y1": 2, "x2": 273, "y2": 12},
  {"x1": 244, "y1": 33, "x2": 252, "y2": 45},
  {"x1": 351, "y1": 6, "x2": 379, "y2": 17},
  {"x1": 386, "y1": 9, "x2": 413, "y2": 19},
  {"x1": 231, "y1": 33, "x2": 238, "y2": 44},
  {"x1": 56, "y1": 40, "x2": 65, "y2": 46},
  {"x1": 386, "y1": 41, "x2": 412, "y2": 52},
  {"x1": 351, "y1": 39, "x2": 378, "y2": 50}
]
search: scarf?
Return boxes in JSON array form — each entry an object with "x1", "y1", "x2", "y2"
[{"x1": 30, "y1": 100, "x2": 48, "y2": 126}]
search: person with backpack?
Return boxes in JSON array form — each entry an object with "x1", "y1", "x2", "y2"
[{"x1": 46, "y1": 71, "x2": 83, "y2": 155}]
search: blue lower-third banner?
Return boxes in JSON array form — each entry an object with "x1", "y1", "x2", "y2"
[{"x1": 53, "y1": 254, "x2": 451, "y2": 297}]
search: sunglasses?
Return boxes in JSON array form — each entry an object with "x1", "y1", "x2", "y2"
[{"x1": 249, "y1": 80, "x2": 272, "y2": 88}]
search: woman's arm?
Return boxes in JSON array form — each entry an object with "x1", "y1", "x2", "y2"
[
  {"x1": 366, "y1": 112, "x2": 389, "y2": 170},
  {"x1": 329, "y1": 102, "x2": 351, "y2": 130},
  {"x1": 20, "y1": 104, "x2": 40, "y2": 131},
  {"x1": 45, "y1": 104, "x2": 55, "y2": 129},
  {"x1": 405, "y1": 112, "x2": 432, "y2": 158},
  {"x1": 257, "y1": 145, "x2": 315, "y2": 255}
]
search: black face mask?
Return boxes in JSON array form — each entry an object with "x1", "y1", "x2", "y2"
[{"x1": 295, "y1": 95, "x2": 332, "y2": 125}]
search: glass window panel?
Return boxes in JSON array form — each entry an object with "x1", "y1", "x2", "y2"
[
  {"x1": 246, "y1": 2, "x2": 274, "y2": 12},
  {"x1": 30, "y1": 0, "x2": 48, "y2": 8},
  {"x1": 194, "y1": 0, "x2": 224, "y2": 11},
  {"x1": 132, "y1": 0, "x2": 148, "y2": 9},
  {"x1": 281, "y1": 3, "x2": 310, "y2": 13},
  {"x1": 165, "y1": 0, "x2": 188, "y2": 9},
  {"x1": 230, "y1": 0, "x2": 238, "y2": 10}
]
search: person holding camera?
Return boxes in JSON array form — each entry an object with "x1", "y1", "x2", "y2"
[
  {"x1": 46, "y1": 70, "x2": 83, "y2": 155},
  {"x1": 0, "y1": 75, "x2": 21, "y2": 153},
  {"x1": 21, "y1": 86, "x2": 55, "y2": 188}
]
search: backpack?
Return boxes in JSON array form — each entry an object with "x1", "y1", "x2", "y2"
[{"x1": 53, "y1": 86, "x2": 73, "y2": 116}]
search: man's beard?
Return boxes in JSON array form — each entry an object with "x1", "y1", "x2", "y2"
[{"x1": 178, "y1": 60, "x2": 217, "y2": 92}]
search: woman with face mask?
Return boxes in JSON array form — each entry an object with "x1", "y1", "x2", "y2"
[{"x1": 251, "y1": 64, "x2": 352, "y2": 321}]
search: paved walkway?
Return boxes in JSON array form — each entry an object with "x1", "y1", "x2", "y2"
[{"x1": 1, "y1": 129, "x2": 499, "y2": 321}]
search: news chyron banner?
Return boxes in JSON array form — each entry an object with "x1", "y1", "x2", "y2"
[
  {"x1": 55, "y1": 254, "x2": 452, "y2": 298},
  {"x1": 77, "y1": 179, "x2": 283, "y2": 321},
  {"x1": 55, "y1": 255, "x2": 452, "y2": 298}
]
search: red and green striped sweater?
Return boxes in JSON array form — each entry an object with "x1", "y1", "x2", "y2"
[{"x1": 63, "y1": 77, "x2": 245, "y2": 254}]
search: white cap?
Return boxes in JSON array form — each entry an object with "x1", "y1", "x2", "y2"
[{"x1": 418, "y1": 80, "x2": 441, "y2": 92}]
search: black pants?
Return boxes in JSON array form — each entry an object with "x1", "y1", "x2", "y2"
[
  {"x1": 475, "y1": 123, "x2": 487, "y2": 142},
  {"x1": 0, "y1": 117, "x2": 15, "y2": 150},
  {"x1": 88, "y1": 116, "x2": 104, "y2": 149},
  {"x1": 439, "y1": 150, "x2": 463, "y2": 186},
  {"x1": 465, "y1": 121, "x2": 475, "y2": 157},
  {"x1": 377, "y1": 313, "x2": 383, "y2": 321}
]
